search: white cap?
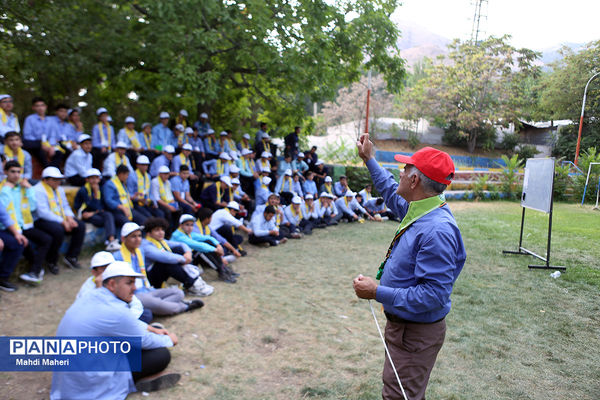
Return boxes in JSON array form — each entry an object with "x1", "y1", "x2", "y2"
[
  {"x1": 315, "y1": 160, "x2": 324, "y2": 165},
  {"x1": 136, "y1": 155, "x2": 150, "y2": 165},
  {"x1": 324, "y1": 176, "x2": 332, "y2": 182},
  {"x1": 227, "y1": 201, "x2": 240, "y2": 211},
  {"x1": 85, "y1": 168, "x2": 101, "y2": 178},
  {"x1": 182, "y1": 143, "x2": 193, "y2": 151},
  {"x1": 102, "y1": 261, "x2": 144, "y2": 281},
  {"x1": 231, "y1": 177, "x2": 241, "y2": 185},
  {"x1": 121, "y1": 222, "x2": 142, "y2": 237},
  {"x1": 124, "y1": 116, "x2": 135, "y2": 124},
  {"x1": 77, "y1": 134, "x2": 92, "y2": 143},
  {"x1": 284, "y1": 169, "x2": 292, "y2": 176},
  {"x1": 179, "y1": 109, "x2": 188, "y2": 117},
  {"x1": 107, "y1": 116, "x2": 113, "y2": 123},
  {"x1": 305, "y1": 194, "x2": 314, "y2": 200},
  {"x1": 200, "y1": 112, "x2": 208, "y2": 119},
  {"x1": 220, "y1": 175, "x2": 232, "y2": 187},
  {"x1": 207, "y1": 128, "x2": 215, "y2": 134},
  {"x1": 0, "y1": 94, "x2": 11, "y2": 101},
  {"x1": 324, "y1": 192, "x2": 335, "y2": 199},
  {"x1": 262, "y1": 176, "x2": 272, "y2": 185},
  {"x1": 116, "y1": 141, "x2": 128, "y2": 149},
  {"x1": 260, "y1": 166, "x2": 270, "y2": 173},
  {"x1": 42, "y1": 167, "x2": 64, "y2": 179},
  {"x1": 220, "y1": 131, "x2": 228, "y2": 136},
  {"x1": 319, "y1": 191, "x2": 329, "y2": 198},
  {"x1": 219, "y1": 152, "x2": 231, "y2": 160},
  {"x1": 241, "y1": 148, "x2": 253, "y2": 156},
  {"x1": 141, "y1": 122, "x2": 152, "y2": 129},
  {"x1": 229, "y1": 165, "x2": 240, "y2": 173},
  {"x1": 184, "y1": 127, "x2": 194, "y2": 134},
  {"x1": 159, "y1": 111, "x2": 170, "y2": 119},
  {"x1": 164, "y1": 145, "x2": 175, "y2": 153},
  {"x1": 266, "y1": 152, "x2": 273, "y2": 158},
  {"x1": 243, "y1": 133, "x2": 251, "y2": 140},
  {"x1": 158, "y1": 165, "x2": 170, "y2": 174},
  {"x1": 291, "y1": 196, "x2": 302, "y2": 204},
  {"x1": 261, "y1": 151, "x2": 270, "y2": 158},
  {"x1": 345, "y1": 190, "x2": 355, "y2": 197},
  {"x1": 229, "y1": 150, "x2": 239, "y2": 160},
  {"x1": 96, "y1": 107, "x2": 108, "y2": 116},
  {"x1": 179, "y1": 214, "x2": 195, "y2": 224},
  {"x1": 298, "y1": 152, "x2": 304, "y2": 158},
  {"x1": 90, "y1": 251, "x2": 115, "y2": 269},
  {"x1": 174, "y1": 124, "x2": 184, "y2": 132}
]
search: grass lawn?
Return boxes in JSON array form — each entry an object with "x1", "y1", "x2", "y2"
[{"x1": 1, "y1": 201, "x2": 599, "y2": 399}]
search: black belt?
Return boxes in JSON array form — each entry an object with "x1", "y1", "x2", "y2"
[{"x1": 384, "y1": 311, "x2": 444, "y2": 325}]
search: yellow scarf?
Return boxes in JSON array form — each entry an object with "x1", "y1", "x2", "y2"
[
  {"x1": 176, "y1": 116, "x2": 187, "y2": 128},
  {"x1": 143, "y1": 132, "x2": 151, "y2": 149},
  {"x1": 85, "y1": 182, "x2": 101, "y2": 200},
  {"x1": 0, "y1": 109, "x2": 19, "y2": 130},
  {"x1": 207, "y1": 136, "x2": 214, "y2": 149},
  {"x1": 158, "y1": 177, "x2": 173, "y2": 202},
  {"x1": 195, "y1": 220, "x2": 210, "y2": 236},
  {"x1": 4, "y1": 182, "x2": 33, "y2": 231},
  {"x1": 178, "y1": 153, "x2": 191, "y2": 170},
  {"x1": 284, "y1": 176, "x2": 292, "y2": 191},
  {"x1": 217, "y1": 160, "x2": 224, "y2": 175},
  {"x1": 98, "y1": 122, "x2": 113, "y2": 150},
  {"x1": 120, "y1": 246, "x2": 150, "y2": 289},
  {"x1": 227, "y1": 138, "x2": 236, "y2": 150},
  {"x1": 216, "y1": 183, "x2": 223, "y2": 203},
  {"x1": 41, "y1": 181, "x2": 65, "y2": 219},
  {"x1": 241, "y1": 141, "x2": 250, "y2": 150},
  {"x1": 136, "y1": 170, "x2": 150, "y2": 206},
  {"x1": 146, "y1": 236, "x2": 172, "y2": 252},
  {"x1": 177, "y1": 133, "x2": 183, "y2": 147},
  {"x1": 4, "y1": 147, "x2": 25, "y2": 167},
  {"x1": 115, "y1": 152, "x2": 129, "y2": 167},
  {"x1": 124, "y1": 128, "x2": 141, "y2": 148},
  {"x1": 291, "y1": 205, "x2": 303, "y2": 221},
  {"x1": 111, "y1": 176, "x2": 133, "y2": 220},
  {"x1": 324, "y1": 183, "x2": 332, "y2": 194}
]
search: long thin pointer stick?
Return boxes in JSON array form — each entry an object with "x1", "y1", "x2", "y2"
[{"x1": 369, "y1": 299, "x2": 409, "y2": 400}]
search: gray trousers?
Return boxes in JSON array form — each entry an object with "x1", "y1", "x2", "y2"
[{"x1": 136, "y1": 288, "x2": 187, "y2": 316}]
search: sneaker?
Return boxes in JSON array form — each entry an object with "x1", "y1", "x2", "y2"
[
  {"x1": 280, "y1": 237, "x2": 288, "y2": 244},
  {"x1": 47, "y1": 263, "x2": 60, "y2": 275},
  {"x1": 185, "y1": 299, "x2": 205, "y2": 312},
  {"x1": 105, "y1": 239, "x2": 121, "y2": 252},
  {"x1": 19, "y1": 272, "x2": 43, "y2": 285},
  {"x1": 149, "y1": 322, "x2": 165, "y2": 330},
  {"x1": 135, "y1": 372, "x2": 181, "y2": 393},
  {"x1": 223, "y1": 255, "x2": 236, "y2": 263},
  {"x1": 63, "y1": 257, "x2": 82, "y2": 270},
  {"x1": 290, "y1": 232, "x2": 302, "y2": 239},
  {"x1": 218, "y1": 272, "x2": 237, "y2": 284},
  {"x1": 224, "y1": 266, "x2": 240, "y2": 277},
  {"x1": 0, "y1": 280, "x2": 18, "y2": 292},
  {"x1": 187, "y1": 277, "x2": 214, "y2": 297},
  {"x1": 239, "y1": 249, "x2": 247, "y2": 257}
]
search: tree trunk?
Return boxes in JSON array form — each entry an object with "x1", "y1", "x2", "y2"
[{"x1": 467, "y1": 133, "x2": 477, "y2": 153}]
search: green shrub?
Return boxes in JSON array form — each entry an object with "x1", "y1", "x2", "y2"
[
  {"x1": 470, "y1": 174, "x2": 489, "y2": 200},
  {"x1": 553, "y1": 159, "x2": 573, "y2": 201},
  {"x1": 497, "y1": 154, "x2": 523, "y2": 199},
  {"x1": 321, "y1": 138, "x2": 362, "y2": 165},
  {"x1": 501, "y1": 133, "x2": 520, "y2": 154}
]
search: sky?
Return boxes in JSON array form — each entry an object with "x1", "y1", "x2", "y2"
[{"x1": 391, "y1": 0, "x2": 600, "y2": 50}]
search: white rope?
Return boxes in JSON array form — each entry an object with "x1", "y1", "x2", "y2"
[{"x1": 369, "y1": 299, "x2": 409, "y2": 400}]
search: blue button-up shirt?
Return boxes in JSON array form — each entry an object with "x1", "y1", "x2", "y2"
[
  {"x1": 64, "y1": 148, "x2": 93, "y2": 178},
  {"x1": 203, "y1": 136, "x2": 220, "y2": 157},
  {"x1": 151, "y1": 124, "x2": 172, "y2": 150},
  {"x1": 50, "y1": 287, "x2": 173, "y2": 400},
  {"x1": 0, "y1": 184, "x2": 36, "y2": 230},
  {"x1": 48, "y1": 116, "x2": 76, "y2": 144},
  {"x1": 23, "y1": 113, "x2": 52, "y2": 141},
  {"x1": 149, "y1": 154, "x2": 171, "y2": 177},
  {"x1": 302, "y1": 180, "x2": 318, "y2": 197},
  {"x1": 33, "y1": 182, "x2": 74, "y2": 223},
  {"x1": 169, "y1": 175, "x2": 190, "y2": 198},
  {"x1": 249, "y1": 211, "x2": 277, "y2": 237},
  {"x1": 184, "y1": 136, "x2": 204, "y2": 153},
  {"x1": 366, "y1": 158, "x2": 466, "y2": 323},
  {"x1": 91, "y1": 122, "x2": 116, "y2": 149},
  {"x1": 0, "y1": 112, "x2": 20, "y2": 137},
  {"x1": 0, "y1": 148, "x2": 33, "y2": 180}
]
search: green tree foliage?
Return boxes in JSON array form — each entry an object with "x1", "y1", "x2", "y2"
[
  {"x1": 397, "y1": 36, "x2": 540, "y2": 153},
  {"x1": 0, "y1": 0, "x2": 405, "y2": 136}
]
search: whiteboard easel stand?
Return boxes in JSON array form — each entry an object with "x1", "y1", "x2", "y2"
[{"x1": 502, "y1": 159, "x2": 566, "y2": 271}]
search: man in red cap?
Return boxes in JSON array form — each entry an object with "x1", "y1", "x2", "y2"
[{"x1": 354, "y1": 134, "x2": 466, "y2": 400}]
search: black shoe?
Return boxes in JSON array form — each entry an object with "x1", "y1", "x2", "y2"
[
  {"x1": 316, "y1": 223, "x2": 327, "y2": 229},
  {"x1": 47, "y1": 263, "x2": 60, "y2": 275},
  {"x1": 135, "y1": 372, "x2": 181, "y2": 393},
  {"x1": 224, "y1": 266, "x2": 240, "y2": 277},
  {"x1": 0, "y1": 280, "x2": 18, "y2": 292},
  {"x1": 63, "y1": 257, "x2": 82, "y2": 270},
  {"x1": 185, "y1": 299, "x2": 204, "y2": 312},
  {"x1": 239, "y1": 250, "x2": 247, "y2": 257},
  {"x1": 218, "y1": 272, "x2": 237, "y2": 284}
]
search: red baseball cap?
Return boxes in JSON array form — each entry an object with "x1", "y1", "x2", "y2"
[{"x1": 394, "y1": 147, "x2": 455, "y2": 185}]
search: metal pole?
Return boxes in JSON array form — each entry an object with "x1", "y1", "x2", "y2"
[
  {"x1": 574, "y1": 71, "x2": 600, "y2": 166},
  {"x1": 365, "y1": 70, "x2": 372, "y2": 134}
]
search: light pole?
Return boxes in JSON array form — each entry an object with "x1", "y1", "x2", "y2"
[{"x1": 574, "y1": 71, "x2": 600, "y2": 166}]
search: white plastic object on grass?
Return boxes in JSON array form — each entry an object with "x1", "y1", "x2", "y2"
[{"x1": 550, "y1": 271, "x2": 561, "y2": 279}]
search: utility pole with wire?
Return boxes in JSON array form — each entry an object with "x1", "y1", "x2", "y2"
[{"x1": 470, "y1": 0, "x2": 488, "y2": 43}]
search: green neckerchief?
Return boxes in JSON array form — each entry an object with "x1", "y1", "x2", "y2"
[{"x1": 376, "y1": 194, "x2": 446, "y2": 280}]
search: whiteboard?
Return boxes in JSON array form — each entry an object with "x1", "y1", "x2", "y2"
[{"x1": 521, "y1": 158, "x2": 554, "y2": 213}]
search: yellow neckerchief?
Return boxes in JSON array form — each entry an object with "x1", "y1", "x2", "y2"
[
  {"x1": 241, "y1": 141, "x2": 250, "y2": 150},
  {"x1": 344, "y1": 196, "x2": 350, "y2": 207},
  {"x1": 227, "y1": 138, "x2": 236, "y2": 150},
  {"x1": 120, "y1": 246, "x2": 150, "y2": 289},
  {"x1": 136, "y1": 169, "x2": 150, "y2": 205},
  {"x1": 3, "y1": 181, "x2": 33, "y2": 231},
  {"x1": 177, "y1": 227, "x2": 194, "y2": 238},
  {"x1": 207, "y1": 136, "x2": 214, "y2": 148},
  {"x1": 216, "y1": 182, "x2": 223, "y2": 203},
  {"x1": 284, "y1": 176, "x2": 292, "y2": 191},
  {"x1": 240, "y1": 157, "x2": 248, "y2": 170},
  {"x1": 217, "y1": 160, "x2": 224, "y2": 175},
  {"x1": 143, "y1": 132, "x2": 151, "y2": 148},
  {"x1": 97, "y1": 122, "x2": 113, "y2": 150},
  {"x1": 262, "y1": 139, "x2": 268, "y2": 150},
  {"x1": 176, "y1": 133, "x2": 183, "y2": 146},
  {"x1": 219, "y1": 138, "x2": 226, "y2": 149},
  {"x1": 324, "y1": 183, "x2": 332, "y2": 194},
  {"x1": 41, "y1": 181, "x2": 65, "y2": 219},
  {"x1": 85, "y1": 182, "x2": 101, "y2": 200},
  {"x1": 275, "y1": 207, "x2": 282, "y2": 226},
  {"x1": 228, "y1": 186, "x2": 233, "y2": 200},
  {"x1": 248, "y1": 158, "x2": 255, "y2": 171},
  {"x1": 0, "y1": 109, "x2": 19, "y2": 130},
  {"x1": 179, "y1": 153, "x2": 191, "y2": 170},
  {"x1": 146, "y1": 236, "x2": 172, "y2": 252},
  {"x1": 363, "y1": 190, "x2": 372, "y2": 200},
  {"x1": 158, "y1": 177, "x2": 173, "y2": 202},
  {"x1": 195, "y1": 220, "x2": 210, "y2": 236},
  {"x1": 124, "y1": 127, "x2": 141, "y2": 148},
  {"x1": 111, "y1": 176, "x2": 133, "y2": 220},
  {"x1": 290, "y1": 205, "x2": 303, "y2": 221},
  {"x1": 4, "y1": 146, "x2": 25, "y2": 167},
  {"x1": 115, "y1": 152, "x2": 129, "y2": 167},
  {"x1": 176, "y1": 116, "x2": 187, "y2": 128},
  {"x1": 306, "y1": 201, "x2": 315, "y2": 213},
  {"x1": 260, "y1": 159, "x2": 269, "y2": 170}
]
